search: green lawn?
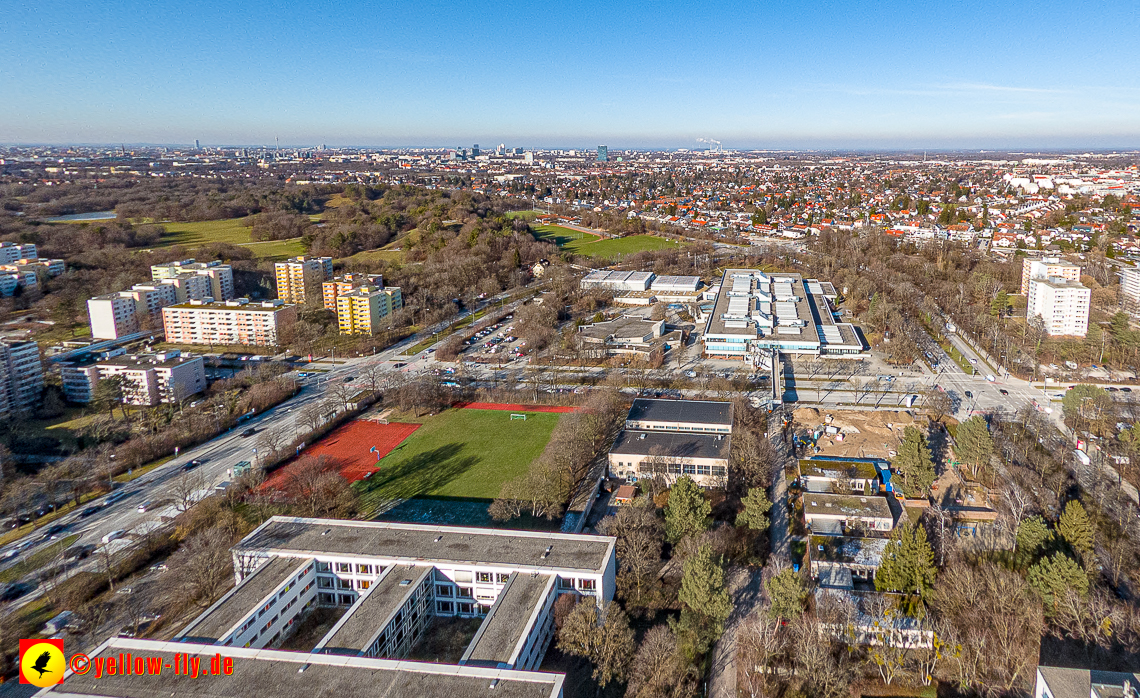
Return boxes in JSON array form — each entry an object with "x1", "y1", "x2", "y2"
[
  {"x1": 154, "y1": 219, "x2": 303, "y2": 260},
  {"x1": 571, "y1": 234, "x2": 680, "y2": 257},
  {"x1": 158, "y1": 218, "x2": 253, "y2": 247},
  {"x1": 354, "y1": 408, "x2": 561, "y2": 512},
  {"x1": 533, "y1": 224, "x2": 602, "y2": 249},
  {"x1": 532, "y1": 226, "x2": 680, "y2": 257}
]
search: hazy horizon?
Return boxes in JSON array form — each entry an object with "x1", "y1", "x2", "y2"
[{"x1": 4, "y1": 1, "x2": 1139, "y2": 148}]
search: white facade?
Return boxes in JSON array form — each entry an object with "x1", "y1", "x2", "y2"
[
  {"x1": 64, "y1": 351, "x2": 207, "y2": 406},
  {"x1": 151, "y1": 259, "x2": 235, "y2": 301},
  {"x1": 580, "y1": 270, "x2": 655, "y2": 292},
  {"x1": 1027, "y1": 277, "x2": 1091, "y2": 337},
  {"x1": 162, "y1": 298, "x2": 297, "y2": 346},
  {"x1": 88, "y1": 294, "x2": 140, "y2": 339},
  {"x1": 1120, "y1": 267, "x2": 1140, "y2": 313}
]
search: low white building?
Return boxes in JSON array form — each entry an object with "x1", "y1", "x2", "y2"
[
  {"x1": 803, "y1": 493, "x2": 895, "y2": 535},
  {"x1": 580, "y1": 270, "x2": 655, "y2": 292}
]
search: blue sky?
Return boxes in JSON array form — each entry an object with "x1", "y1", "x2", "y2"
[{"x1": 3, "y1": 0, "x2": 1139, "y2": 148}]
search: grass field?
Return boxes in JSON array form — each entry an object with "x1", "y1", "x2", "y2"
[
  {"x1": 353, "y1": 408, "x2": 560, "y2": 513},
  {"x1": 152, "y1": 218, "x2": 305, "y2": 260},
  {"x1": 571, "y1": 234, "x2": 680, "y2": 257},
  {"x1": 532, "y1": 226, "x2": 680, "y2": 257},
  {"x1": 158, "y1": 218, "x2": 252, "y2": 247},
  {"x1": 533, "y1": 224, "x2": 601, "y2": 249}
]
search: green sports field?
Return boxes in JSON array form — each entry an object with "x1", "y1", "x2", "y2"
[
  {"x1": 353, "y1": 408, "x2": 560, "y2": 512},
  {"x1": 533, "y1": 225, "x2": 680, "y2": 257}
]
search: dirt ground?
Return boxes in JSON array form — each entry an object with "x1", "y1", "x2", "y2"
[{"x1": 792, "y1": 408, "x2": 924, "y2": 459}]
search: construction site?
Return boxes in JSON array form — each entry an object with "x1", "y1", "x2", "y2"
[{"x1": 791, "y1": 407, "x2": 923, "y2": 460}]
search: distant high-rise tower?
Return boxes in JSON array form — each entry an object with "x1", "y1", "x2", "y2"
[
  {"x1": 472, "y1": 144, "x2": 480, "y2": 157},
  {"x1": 596, "y1": 145, "x2": 608, "y2": 162},
  {"x1": 194, "y1": 139, "x2": 200, "y2": 150}
]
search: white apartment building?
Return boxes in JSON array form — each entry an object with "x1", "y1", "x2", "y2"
[
  {"x1": 1020, "y1": 256, "x2": 1081, "y2": 295},
  {"x1": 88, "y1": 293, "x2": 141, "y2": 339},
  {"x1": 60, "y1": 350, "x2": 206, "y2": 406},
  {"x1": 1027, "y1": 277, "x2": 1091, "y2": 337},
  {"x1": 0, "y1": 340, "x2": 44, "y2": 417},
  {"x1": 1120, "y1": 266, "x2": 1140, "y2": 314},
  {"x1": 0, "y1": 241, "x2": 37, "y2": 264},
  {"x1": 162, "y1": 298, "x2": 297, "y2": 346},
  {"x1": 151, "y1": 258, "x2": 235, "y2": 300}
]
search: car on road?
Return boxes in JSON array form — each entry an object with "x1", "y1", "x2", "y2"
[
  {"x1": 969, "y1": 358, "x2": 977, "y2": 364},
  {"x1": 1123, "y1": 387, "x2": 1133, "y2": 393},
  {"x1": 102, "y1": 530, "x2": 126, "y2": 544},
  {"x1": 44, "y1": 523, "x2": 68, "y2": 539},
  {"x1": 964, "y1": 391, "x2": 973, "y2": 398},
  {"x1": 343, "y1": 376, "x2": 355, "y2": 382},
  {"x1": 240, "y1": 427, "x2": 258, "y2": 438},
  {"x1": 182, "y1": 459, "x2": 203, "y2": 471},
  {"x1": 80, "y1": 505, "x2": 102, "y2": 518},
  {"x1": 137, "y1": 502, "x2": 154, "y2": 513},
  {"x1": 0, "y1": 548, "x2": 18, "y2": 561},
  {"x1": 999, "y1": 389, "x2": 1009, "y2": 395},
  {"x1": 0, "y1": 582, "x2": 32, "y2": 602}
]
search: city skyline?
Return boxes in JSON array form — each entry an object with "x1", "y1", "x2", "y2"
[{"x1": 3, "y1": 0, "x2": 1139, "y2": 148}]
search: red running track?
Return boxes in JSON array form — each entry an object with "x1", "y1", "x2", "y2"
[{"x1": 263, "y1": 420, "x2": 420, "y2": 488}]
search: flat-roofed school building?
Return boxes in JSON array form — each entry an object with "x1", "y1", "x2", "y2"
[
  {"x1": 609, "y1": 398, "x2": 734, "y2": 487},
  {"x1": 168, "y1": 517, "x2": 614, "y2": 678}
]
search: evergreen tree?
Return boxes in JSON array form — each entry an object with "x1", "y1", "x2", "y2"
[
  {"x1": 875, "y1": 522, "x2": 936, "y2": 614},
  {"x1": 1027, "y1": 552, "x2": 1089, "y2": 612},
  {"x1": 765, "y1": 566, "x2": 807, "y2": 620},
  {"x1": 1057, "y1": 500, "x2": 1094, "y2": 561},
  {"x1": 954, "y1": 416, "x2": 994, "y2": 479},
  {"x1": 1015, "y1": 515, "x2": 1053, "y2": 558},
  {"x1": 735, "y1": 487, "x2": 772, "y2": 532},
  {"x1": 893, "y1": 426, "x2": 935, "y2": 497},
  {"x1": 679, "y1": 544, "x2": 732, "y2": 633},
  {"x1": 665, "y1": 476, "x2": 711, "y2": 543}
]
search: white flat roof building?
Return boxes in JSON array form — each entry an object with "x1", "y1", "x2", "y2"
[
  {"x1": 702, "y1": 269, "x2": 864, "y2": 362},
  {"x1": 70, "y1": 517, "x2": 622, "y2": 697},
  {"x1": 580, "y1": 270, "x2": 655, "y2": 292}
]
